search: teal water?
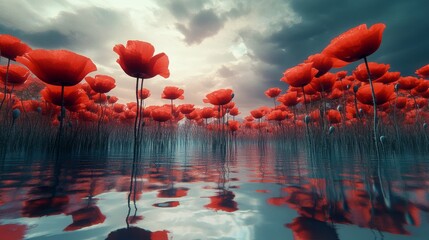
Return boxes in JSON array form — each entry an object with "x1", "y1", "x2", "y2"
[{"x1": 0, "y1": 142, "x2": 428, "y2": 240}]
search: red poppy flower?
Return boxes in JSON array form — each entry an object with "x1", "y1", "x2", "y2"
[
  {"x1": 204, "y1": 89, "x2": 234, "y2": 106},
  {"x1": 336, "y1": 71, "x2": 348, "y2": 79},
  {"x1": 0, "y1": 64, "x2": 30, "y2": 85},
  {"x1": 151, "y1": 106, "x2": 172, "y2": 122},
  {"x1": 85, "y1": 74, "x2": 116, "y2": 93},
  {"x1": 228, "y1": 120, "x2": 240, "y2": 132},
  {"x1": 113, "y1": 40, "x2": 169, "y2": 79},
  {"x1": 281, "y1": 63, "x2": 318, "y2": 87},
  {"x1": 277, "y1": 91, "x2": 299, "y2": 107},
  {"x1": 17, "y1": 49, "x2": 96, "y2": 86},
  {"x1": 376, "y1": 71, "x2": 400, "y2": 84},
  {"x1": 394, "y1": 97, "x2": 407, "y2": 109},
  {"x1": 397, "y1": 76, "x2": 419, "y2": 90},
  {"x1": 178, "y1": 104, "x2": 195, "y2": 114},
  {"x1": 138, "y1": 88, "x2": 151, "y2": 100},
  {"x1": 323, "y1": 23, "x2": 385, "y2": 62},
  {"x1": 264, "y1": 87, "x2": 282, "y2": 98},
  {"x1": 353, "y1": 62, "x2": 390, "y2": 82},
  {"x1": 41, "y1": 85, "x2": 89, "y2": 111},
  {"x1": 250, "y1": 109, "x2": 264, "y2": 119},
  {"x1": 185, "y1": 109, "x2": 200, "y2": 120},
  {"x1": 229, "y1": 107, "x2": 240, "y2": 116},
  {"x1": 416, "y1": 64, "x2": 429, "y2": 78},
  {"x1": 327, "y1": 109, "x2": 341, "y2": 124},
  {"x1": 310, "y1": 72, "x2": 336, "y2": 93},
  {"x1": 161, "y1": 86, "x2": 184, "y2": 100},
  {"x1": 200, "y1": 107, "x2": 215, "y2": 119},
  {"x1": 305, "y1": 53, "x2": 348, "y2": 77},
  {"x1": 356, "y1": 83, "x2": 395, "y2": 105},
  {"x1": 266, "y1": 109, "x2": 287, "y2": 121},
  {"x1": 0, "y1": 34, "x2": 32, "y2": 60},
  {"x1": 414, "y1": 80, "x2": 429, "y2": 93},
  {"x1": 108, "y1": 96, "x2": 119, "y2": 104}
]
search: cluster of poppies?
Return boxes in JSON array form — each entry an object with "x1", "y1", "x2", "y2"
[{"x1": 1, "y1": 22, "x2": 429, "y2": 151}]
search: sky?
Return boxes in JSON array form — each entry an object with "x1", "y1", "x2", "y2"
[{"x1": 1, "y1": 0, "x2": 429, "y2": 116}]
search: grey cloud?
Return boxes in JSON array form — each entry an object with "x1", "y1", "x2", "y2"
[
  {"x1": 176, "y1": 9, "x2": 225, "y2": 45},
  {"x1": 217, "y1": 65, "x2": 236, "y2": 78},
  {"x1": 242, "y1": 0, "x2": 429, "y2": 89}
]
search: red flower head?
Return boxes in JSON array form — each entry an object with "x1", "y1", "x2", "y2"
[
  {"x1": 85, "y1": 75, "x2": 116, "y2": 94},
  {"x1": 376, "y1": 71, "x2": 401, "y2": 84},
  {"x1": 353, "y1": 62, "x2": 390, "y2": 82},
  {"x1": 250, "y1": 109, "x2": 264, "y2": 119},
  {"x1": 264, "y1": 87, "x2": 282, "y2": 98},
  {"x1": 113, "y1": 40, "x2": 169, "y2": 79},
  {"x1": 41, "y1": 85, "x2": 89, "y2": 111},
  {"x1": 356, "y1": 82, "x2": 395, "y2": 106},
  {"x1": 397, "y1": 76, "x2": 419, "y2": 90},
  {"x1": 200, "y1": 107, "x2": 215, "y2": 119},
  {"x1": 179, "y1": 104, "x2": 195, "y2": 114},
  {"x1": 336, "y1": 71, "x2": 348, "y2": 79},
  {"x1": 310, "y1": 72, "x2": 336, "y2": 93},
  {"x1": 228, "y1": 120, "x2": 240, "y2": 132},
  {"x1": 229, "y1": 107, "x2": 240, "y2": 116},
  {"x1": 137, "y1": 88, "x2": 151, "y2": 100},
  {"x1": 108, "y1": 96, "x2": 119, "y2": 104},
  {"x1": 277, "y1": 91, "x2": 299, "y2": 107},
  {"x1": 0, "y1": 34, "x2": 32, "y2": 60},
  {"x1": 266, "y1": 109, "x2": 287, "y2": 121},
  {"x1": 151, "y1": 106, "x2": 172, "y2": 122},
  {"x1": 281, "y1": 63, "x2": 318, "y2": 88},
  {"x1": 204, "y1": 89, "x2": 234, "y2": 106},
  {"x1": 0, "y1": 64, "x2": 30, "y2": 85},
  {"x1": 327, "y1": 109, "x2": 342, "y2": 124},
  {"x1": 305, "y1": 53, "x2": 348, "y2": 77},
  {"x1": 17, "y1": 49, "x2": 96, "y2": 86},
  {"x1": 416, "y1": 64, "x2": 429, "y2": 78},
  {"x1": 323, "y1": 23, "x2": 386, "y2": 62},
  {"x1": 161, "y1": 86, "x2": 184, "y2": 100}
]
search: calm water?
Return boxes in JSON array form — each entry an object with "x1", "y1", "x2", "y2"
[{"x1": 0, "y1": 141, "x2": 428, "y2": 240}]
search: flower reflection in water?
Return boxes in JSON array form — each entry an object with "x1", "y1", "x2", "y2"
[{"x1": 0, "y1": 142, "x2": 428, "y2": 239}]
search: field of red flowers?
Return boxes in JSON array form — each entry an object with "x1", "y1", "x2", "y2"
[{"x1": 1, "y1": 23, "x2": 429, "y2": 156}]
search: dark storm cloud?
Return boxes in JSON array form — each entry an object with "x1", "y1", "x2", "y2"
[
  {"x1": 0, "y1": 24, "x2": 71, "y2": 49},
  {"x1": 0, "y1": 5, "x2": 134, "y2": 52},
  {"x1": 245, "y1": 0, "x2": 429, "y2": 87}
]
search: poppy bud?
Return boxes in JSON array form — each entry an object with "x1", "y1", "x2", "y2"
[
  {"x1": 358, "y1": 108, "x2": 364, "y2": 116},
  {"x1": 12, "y1": 108, "x2": 21, "y2": 120},
  {"x1": 329, "y1": 126, "x2": 335, "y2": 135},
  {"x1": 36, "y1": 106, "x2": 42, "y2": 113},
  {"x1": 394, "y1": 83, "x2": 400, "y2": 92},
  {"x1": 231, "y1": 93, "x2": 235, "y2": 99},
  {"x1": 423, "y1": 123, "x2": 427, "y2": 129},
  {"x1": 304, "y1": 115, "x2": 311, "y2": 124},
  {"x1": 336, "y1": 104, "x2": 343, "y2": 112},
  {"x1": 353, "y1": 84, "x2": 360, "y2": 93},
  {"x1": 141, "y1": 121, "x2": 145, "y2": 127},
  {"x1": 379, "y1": 135, "x2": 386, "y2": 144}
]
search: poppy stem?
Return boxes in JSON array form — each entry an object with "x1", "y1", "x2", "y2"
[
  {"x1": 0, "y1": 58, "x2": 11, "y2": 111},
  {"x1": 363, "y1": 57, "x2": 380, "y2": 155},
  {"x1": 57, "y1": 84, "x2": 65, "y2": 151}
]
